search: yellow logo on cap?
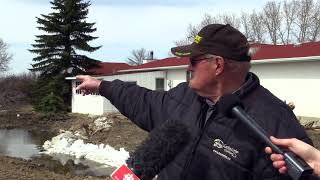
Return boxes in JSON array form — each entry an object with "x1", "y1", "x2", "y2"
[
  {"x1": 194, "y1": 35, "x2": 203, "y2": 44},
  {"x1": 175, "y1": 52, "x2": 191, "y2": 56}
]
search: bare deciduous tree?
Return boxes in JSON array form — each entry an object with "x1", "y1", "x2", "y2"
[
  {"x1": 200, "y1": 14, "x2": 219, "y2": 29},
  {"x1": 175, "y1": 13, "x2": 240, "y2": 46},
  {"x1": 127, "y1": 48, "x2": 149, "y2": 65},
  {"x1": 280, "y1": 0, "x2": 297, "y2": 44},
  {"x1": 263, "y1": 1, "x2": 282, "y2": 44},
  {"x1": 294, "y1": 0, "x2": 314, "y2": 42},
  {"x1": 241, "y1": 12, "x2": 254, "y2": 41},
  {"x1": 309, "y1": 0, "x2": 320, "y2": 41},
  {"x1": 174, "y1": 14, "x2": 217, "y2": 46},
  {"x1": 0, "y1": 38, "x2": 12, "y2": 72},
  {"x1": 219, "y1": 13, "x2": 241, "y2": 29},
  {"x1": 175, "y1": 0, "x2": 320, "y2": 46},
  {"x1": 186, "y1": 24, "x2": 200, "y2": 44},
  {"x1": 250, "y1": 11, "x2": 266, "y2": 43},
  {"x1": 0, "y1": 73, "x2": 37, "y2": 109}
]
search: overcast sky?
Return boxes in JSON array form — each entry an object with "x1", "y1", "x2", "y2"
[{"x1": 0, "y1": 0, "x2": 275, "y2": 74}]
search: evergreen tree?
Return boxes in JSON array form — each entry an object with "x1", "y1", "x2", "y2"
[
  {"x1": 29, "y1": 0, "x2": 101, "y2": 112},
  {"x1": 30, "y1": 0, "x2": 101, "y2": 76}
]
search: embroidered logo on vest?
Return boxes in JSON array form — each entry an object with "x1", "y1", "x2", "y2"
[{"x1": 213, "y1": 139, "x2": 239, "y2": 160}]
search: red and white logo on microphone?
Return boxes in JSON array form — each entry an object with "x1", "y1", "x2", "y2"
[{"x1": 111, "y1": 164, "x2": 140, "y2": 180}]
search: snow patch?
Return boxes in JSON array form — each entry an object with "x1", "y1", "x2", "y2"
[
  {"x1": 42, "y1": 131, "x2": 129, "y2": 167},
  {"x1": 94, "y1": 117, "x2": 112, "y2": 129}
]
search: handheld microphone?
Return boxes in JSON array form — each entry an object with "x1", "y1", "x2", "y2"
[
  {"x1": 126, "y1": 120, "x2": 191, "y2": 180},
  {"x1": 218, "y1": 94, "x2": 313, "y2": 180}
]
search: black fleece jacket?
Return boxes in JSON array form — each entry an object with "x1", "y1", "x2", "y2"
[{"x1": 99, "y1": 72, "x2": 313, "y2": 180}]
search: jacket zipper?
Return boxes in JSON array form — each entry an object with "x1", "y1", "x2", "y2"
[{"x1": 180, "y1": 103, "x2": 216, "y2": 179}]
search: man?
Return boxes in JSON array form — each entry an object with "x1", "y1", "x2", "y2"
[{"x1": 76, "y1": 24, "x2": 312, "y2": 179}]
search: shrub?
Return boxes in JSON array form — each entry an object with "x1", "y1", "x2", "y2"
[
  {"x1": 30, "y1": 75, "x2": 71, "y2": 113},
  {"x1": 0, "y1": 73, "x2": 37, "y2": 109},
  {"x1": 34, "y1": 93, "x2": 65, "y2": 113}
]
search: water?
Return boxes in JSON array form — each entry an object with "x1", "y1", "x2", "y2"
[
  {"x1": 0, "y1": 129, "x2": 41, "y2": 159},
  {"x1": 40, "y1": 154, "x2": 116, "y2": 177},
  {"x1": 0, "y1": 129, "x2": 115, "y2": 177}
]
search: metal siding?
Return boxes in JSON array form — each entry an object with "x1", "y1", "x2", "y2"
[{"x1": 251, "y1": 61, "x2": 320, "y2": 118}]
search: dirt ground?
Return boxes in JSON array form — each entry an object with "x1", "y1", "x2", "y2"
[
  {"x1": 0, "y1": 108, "x2": 319, "y2": 180},
  {"x1": 0, "y1": 109, "x2": 147, "y2": 180}
]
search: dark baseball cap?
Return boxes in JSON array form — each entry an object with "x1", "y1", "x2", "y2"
[{"x1": 171, "y1": 24, "x2": 251, "y2": 61}]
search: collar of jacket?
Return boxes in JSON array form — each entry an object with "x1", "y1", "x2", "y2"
[
  {"x1": 199, "y1": 72, "x2": 259, "y2": 104},
  {"x1": 234, "y1": 72, "x2": 260, "y2": 99},
  {"x1": 213, "y1": 72, "x2": 260, "y2": 121}
]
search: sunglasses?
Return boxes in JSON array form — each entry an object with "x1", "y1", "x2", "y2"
[{"x1": 190, "y1": 55, "x2": 216, "y2": 67}]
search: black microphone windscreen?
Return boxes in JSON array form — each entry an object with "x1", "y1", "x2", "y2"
[
  {"x1": 126, "y1": 120, "x2": 191, "y2": 180},
  {"x1": 218, "y1": 94, "x2": 243, "y2": 117}
]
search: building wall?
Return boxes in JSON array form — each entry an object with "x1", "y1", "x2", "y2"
[
  {"x1": 101, "y1": 71, "x2": 166, "y2": 113},
  {"x1": 166, "y1": 69, "x2": 187, "y2": 90},
  {"x1": 100, "y1": 69, "x2": 188, "y2": 113},
  {"x1": 251, "y1": 60, "x2": 320, "y2": 117},
  {"x1": 72, "y1": 60, "x2": 320, "y2": 117},
  {"x1": 71, "y1": 71, "x2": 166, "y2": 115},
  {"x1": 71, "y1": 81, "x2": 105, "y2": 115}
]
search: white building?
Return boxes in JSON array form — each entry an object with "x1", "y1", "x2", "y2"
[{"x1": 68, "y1": 42, "x2": 320, "y2": 118}]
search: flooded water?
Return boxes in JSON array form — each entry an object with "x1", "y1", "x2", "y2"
[
  {"x1": 0, "y1": 129, "x2": 115, "y2": 177},
  {"x1": 0, "y1": 129, "x2": 41, "y2": 159}
]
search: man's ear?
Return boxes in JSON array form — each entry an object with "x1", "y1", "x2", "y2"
[{"x1": 215, "y1": 56, "x2": 225, "y2": 75}]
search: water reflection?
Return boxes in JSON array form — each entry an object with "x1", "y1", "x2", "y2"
[
  {"x1": 0, "y1": 129, "x2": 115, "y2": 177},
  {"x1": 0, "y1": 129, "x2": 40, "y2": 159},
  {"x1": 46, "y1": 154, "x2": 116, "y2": 177}
]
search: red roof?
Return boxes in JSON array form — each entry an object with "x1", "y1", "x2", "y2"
[
  {"x1": 94, "y1": 42, "x2": 320, "y2": 75},
  {"x1": 91, "y1": 62, "x2": 131, "y2": 76},
  {"x1": 251, "y1": 42, "x2": 320, "y2": 60},
  {"x1": 124, "y1": 57, "x2": 189, "y2": 70}
]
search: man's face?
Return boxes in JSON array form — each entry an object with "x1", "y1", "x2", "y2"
[{"x1": 188, "y1": 55, "x2": 218, "y2": 96}]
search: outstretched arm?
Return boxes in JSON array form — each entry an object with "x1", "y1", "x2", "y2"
[{"x1": 76, "y1": 75, "x2": 172, "y2": 131}]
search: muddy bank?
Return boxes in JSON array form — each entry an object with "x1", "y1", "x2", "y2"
[
  {"x1": 0, "y1": 110, "x2": 147, "y2": 179},
  {"x1": 0, "y1": 110, "x2": 148, "y2": 151},
  {"x1": 0, "y1": 156, "x2": 101, "y2": 180},
  {"x1": 0, "y1": 110, "x2": 319, "y2": 180}
]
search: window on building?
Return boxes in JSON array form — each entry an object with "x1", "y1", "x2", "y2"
[
  {"x1": 186, "y1": 71, "x2": 192, "y2": 82},
  {"x1": 75, "y1": 81, "x2": 82, "y2": 95},
  {"x1": 75, "y1": 80, "x2": 100, "y2": 96},
  {"x1": 90, "y1": 92, "x2": 100, "y2": 96},
  {"x1": 156, "y1": 78, "x2": 165, "y2": 91}
]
